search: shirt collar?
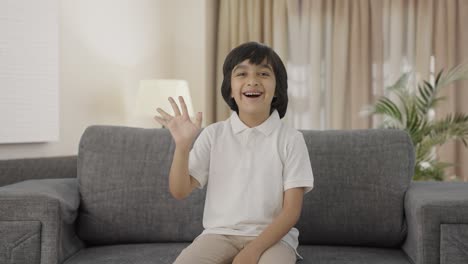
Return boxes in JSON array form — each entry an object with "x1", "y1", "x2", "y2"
[{"x1": 230, "y1": 109, "x2": 281, "y2": 136}]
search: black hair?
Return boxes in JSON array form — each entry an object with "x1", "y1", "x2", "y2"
[{"x1": 221, "y1": 42, "x2": 288, "y2": 118}]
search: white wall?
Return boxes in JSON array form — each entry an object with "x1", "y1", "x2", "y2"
[{"x1": 0, "y1": 0, "x2": 216, "y2": 159}]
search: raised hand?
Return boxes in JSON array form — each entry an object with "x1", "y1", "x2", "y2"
[{"x1": 154, "y1": 96, "x2": 203, "y2": 148}]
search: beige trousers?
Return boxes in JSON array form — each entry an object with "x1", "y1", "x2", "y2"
[{"x1": 173, "y1": 234, "x2": 297, "y2": 264}]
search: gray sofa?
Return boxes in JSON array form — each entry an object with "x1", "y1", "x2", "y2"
[{"x1": 1, "y1": 125, "x2": 468, "y2": 264}]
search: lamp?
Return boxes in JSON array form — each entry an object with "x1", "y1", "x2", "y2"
[{"x1": 134, "y1": 79, "x2": 194, "y2": 127}]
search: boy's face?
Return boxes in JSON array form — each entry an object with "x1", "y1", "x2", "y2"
[{"x1": 230, "y1": 59, "x2": 276, "y2": 118}]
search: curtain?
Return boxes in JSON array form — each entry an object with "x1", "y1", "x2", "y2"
[
  {"x1": 432, "y1": 0, "x2": 468, "y2": 181},
  {"x1": 285, "y1": 0, "x2": 373, "y2": 130},
  {"x1": 284, "y1": 0, "x2": 468, "y2": 180},
  {"x1": 215, "y1": 0, "x2": 468, "y2": 180},
  {"x1": 284, "y1": 0, "x2": 437, "y2": 130},
  {"x1": 381, "y1": 0, "x2": 467, "y2": 181},
  {"x1": 215, "y1": 0, "x2": 288, "y2": 122}
]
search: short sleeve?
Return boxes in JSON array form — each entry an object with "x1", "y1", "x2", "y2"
[
  {"x1": 188, "y1": 127, "x2": 212, "y2": 189},
  {"x1": 283, "y1": 131, "x2": 314, "y2": 194}
]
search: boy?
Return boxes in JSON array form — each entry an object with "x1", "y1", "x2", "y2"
[{"x1": 154, "y1": 42, "x2": 314, "y2": 264}]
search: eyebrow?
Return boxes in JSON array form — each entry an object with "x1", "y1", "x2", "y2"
[{"x1": 233, "y1": 64, "x2": 273, "y2": 72}]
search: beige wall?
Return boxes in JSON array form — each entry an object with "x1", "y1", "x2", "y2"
[{"x1": 0, "y1": 0, "x2": 216, "y2": 159}]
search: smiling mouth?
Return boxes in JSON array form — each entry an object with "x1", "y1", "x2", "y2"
[{"x1": 242, "y1": 92, "x2": 263, "y2": 98}]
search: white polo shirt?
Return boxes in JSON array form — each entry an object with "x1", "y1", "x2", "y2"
[{"x1": 189, "y1": 109, "x2": 314, "y2": 259}]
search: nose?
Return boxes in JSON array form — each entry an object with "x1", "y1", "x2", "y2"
[{"x1": 247, "y1": 76, "x2": 259, "y2": 86}]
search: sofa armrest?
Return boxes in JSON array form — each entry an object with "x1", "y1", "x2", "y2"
[
  {"x1": 0, "y1": 178, "x2": 84, "y2": 264},
  {"x1": 402, "y1": 181, "x2": 468, "y2": 264},
  {"x1": 0, "y1": 156, "x2": 77, "y2": 187}
]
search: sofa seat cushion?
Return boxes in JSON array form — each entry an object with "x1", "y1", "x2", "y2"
[
  {"x1": 63, "y1": 243, "x2": 189, "y2": 264},
  {"x1": 63, "y1": 243, "x2": 411, "y2": 264},
  {"x1": 297, "y1": 245, "x2": 412, "y2": 264}
]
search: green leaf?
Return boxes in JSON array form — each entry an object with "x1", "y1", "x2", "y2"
[
  {"x1": 435, "y1": 69, "x2": 443, "y2": 86},
  {"x1": 372, "y1": 97, "x2": 404, "y2": 126}
]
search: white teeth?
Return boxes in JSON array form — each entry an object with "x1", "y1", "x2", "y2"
[{"x1": 244, "y1": 92, "x2": 262, "y2": 96}]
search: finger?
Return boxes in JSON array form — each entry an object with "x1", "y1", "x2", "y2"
[
  {"x1": 156, "y1": 108, "x2": 173, "y2": 120},
  {"x1": 168, "y1": 97, "x2": 181, "y2": 116},
  {"x1": 153, "y1": 115, "x2": 167, "y2": 126},
  {"x1": 178, "y1": 96, "x2": 189, "y2": 118},
  {"x1": 195, "y1": 112, "x2": 202, "y2": 128}
]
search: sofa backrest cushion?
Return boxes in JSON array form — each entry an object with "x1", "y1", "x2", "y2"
[
  {"x1": 296, "y1": 129, "x2": 414, "y2": 247},
  {"x1": 77, "y1": 126, "x2": 205, "y2": 245},
  {"x1": 77, "y1": 126, "x2": 414, "y2": 247}
]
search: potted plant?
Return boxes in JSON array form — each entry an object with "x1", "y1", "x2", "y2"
[{"x1": 363, "y1": 64, "x2": 468, "y2": 181}]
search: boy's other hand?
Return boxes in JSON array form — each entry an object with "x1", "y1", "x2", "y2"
[
  {"x1": 154, "y1": 96, "x2": 202, "y2": 147},
  {"x1": 232, "y1": 246, "x2": 261, "y2": 264}
]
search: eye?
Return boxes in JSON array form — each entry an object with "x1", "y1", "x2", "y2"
[
  {"x1": 259, "y1": 72, "x2": 270, "y2": 76},
  {"x1": 236, "y1": 72, "x2": 246, "y2": 77}
]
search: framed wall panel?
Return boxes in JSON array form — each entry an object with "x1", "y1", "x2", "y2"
[{"x1": 0, "y1": 0, "x2": 59, "y2": 143}]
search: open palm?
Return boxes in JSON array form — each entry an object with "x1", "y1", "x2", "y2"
[{"x1": 154, "y1": 96, "x2": 202, "y2": 147}]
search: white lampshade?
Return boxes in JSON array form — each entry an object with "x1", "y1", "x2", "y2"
[{"x1": 135, "y1": 79, "x2": 194, "y2": 119}]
